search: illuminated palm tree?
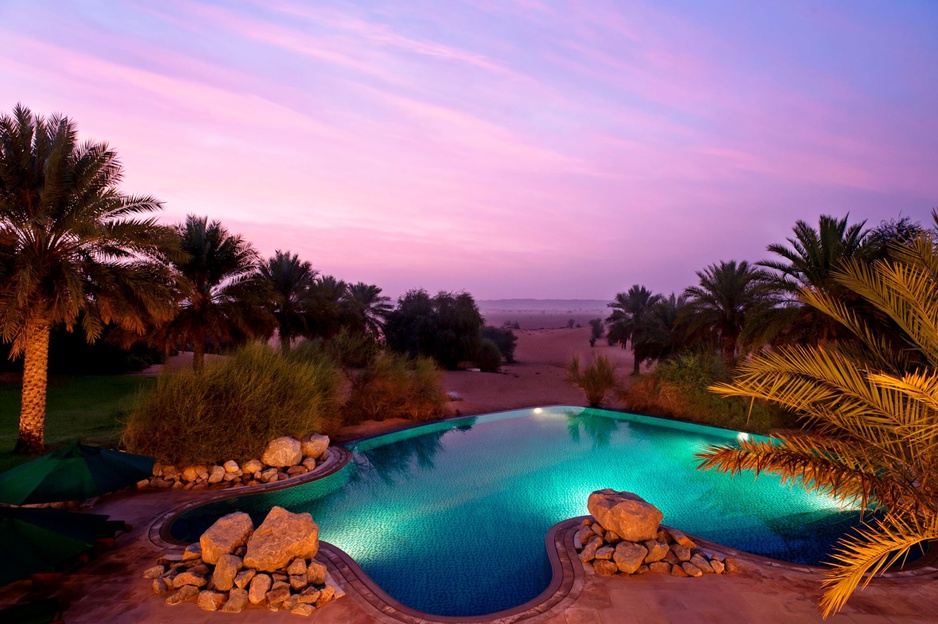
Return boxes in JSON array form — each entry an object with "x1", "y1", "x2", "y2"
[
  {"x1": 606, "y1": 285, "x2": 661, "y2": 375},
  {"x1": 0, "y1": 105, "x2": 177, "y2": 452},
  {"x1": 156, "y1": 215, "x2": 272, "y2": 372},
  {"x1": 698, "y1": 226, "x2": 938, "y2": 617},
  {"x1": 259, "y1": 250, "x2": 318, "y2": 352},
  {"x1": 683, "y1": 260, "x2": 768, "y2": 368}
]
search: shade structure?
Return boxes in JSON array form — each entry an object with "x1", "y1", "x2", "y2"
[
  {"x1": 0, "y1": 443, "x2": 155, "y2": 505},
  {"x1": 0, "y1": 507, "x2": 100, "y2": 586}
]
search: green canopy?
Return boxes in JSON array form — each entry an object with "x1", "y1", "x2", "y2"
[
  {"x1": 0, "y1": 507, "x2": 97, "y2": 586},
  {"x1": 0, "y1": 443, "x2": 155, "y2": 505}
]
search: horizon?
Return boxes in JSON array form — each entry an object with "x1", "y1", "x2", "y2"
[{"x1": 2, "y1": 1, "x2": 936, "y2": 300}]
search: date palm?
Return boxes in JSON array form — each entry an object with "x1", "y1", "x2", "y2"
[
  {"x1": 343, "y1": 282, "x2": 392, "y2": 340},
  {"x1": 606, "y1": 285, "x2": 661, "y2": 375},
  {"x1": 0, "y1": 105, "x2": 177, "y2": 452},
  {"x1": 259, "y1": 250, "x2": 318, "y2": 352},
  {"x1": 683, "y1": 260, "x2": 768, "y2": 368},
  {"x1": 155, "y1": 215, "x2": 272, "y2": 371},
  {"x1": 697, "y1": 226, "x2": 938, "y2": 617}
]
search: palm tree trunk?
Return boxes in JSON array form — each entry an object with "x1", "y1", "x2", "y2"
[
  {"x1": 723, "y1": 335, "x2": 736, "y2": 369},
  {"x1": 632, "y1": 354, "x2": 640, "y2": 376},
  {"x1": 16, "y1": 321, "x2": 51, "y2": 453},
  {"x1": 280, "y1": 333, "x2": 291, "y2": 354},
  {"x1": 193, "y1": 329, "x2": 206, "y2": 373}
]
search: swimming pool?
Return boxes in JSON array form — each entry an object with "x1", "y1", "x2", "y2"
[{"x1": 170, "y1": 406, "x2": 860, "y2": 617}]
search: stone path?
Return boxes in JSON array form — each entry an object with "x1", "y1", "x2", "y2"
[{"x1": 1, "y1": 486, "x2": 937, "y2": 623}]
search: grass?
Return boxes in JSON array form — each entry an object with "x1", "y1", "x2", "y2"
[{"x1": 0, "y1": 375, "x2": 154, "y2": 472}]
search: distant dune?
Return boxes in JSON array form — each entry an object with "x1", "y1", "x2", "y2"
[
  {"x1": 478, "y1": 299, "x2": 611, "y2": 330},
  {"x1": 477, "y1": 298, "x2": 609, "y2": 312}
]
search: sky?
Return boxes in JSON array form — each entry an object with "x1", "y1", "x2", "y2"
[{"x1": 1, "y1": 1, "x2": 937, "y2": 300}]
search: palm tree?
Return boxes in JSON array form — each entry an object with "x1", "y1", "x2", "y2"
[
  {"x1": 308, "y1": 274, "x2": 348, "y2": 339},
  {"x1": 259, "y1": 250, "x2": 318, "y2": 352},
  {"x1": 606, "y1": 285, "x2": 662, "y2": 375},
  {"x1": 697, "y1": 226, "x2": 938, "y2": 617},
  {"x1": 0, "y1": 105, "x2": 177, "y2": 452},
  {"x1": 755, "y1": 214, "x2": 872, "y2": 346},
  {"x1": 155, "y1": 215, "x2": 272, "y2": 372},
  {"x1": 342, "y1": 282, "x2": 392, "y2": 340},
  {"x1": 683, "y1": 260, "x2": 768, "y2": 368},
  {"x1": 633, "y1": 293, "x2": 692, "y2": 364}
]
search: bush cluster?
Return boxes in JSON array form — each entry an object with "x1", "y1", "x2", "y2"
[
  {"x1": 566, "y1": 354, "x2": 619, "y2": 407},
  {"x1": 620, "y1": 352, "x2": 796, "y2": 434},
  {"x1": 344, "y1": 352, "x2": 447, "y2": 425}
]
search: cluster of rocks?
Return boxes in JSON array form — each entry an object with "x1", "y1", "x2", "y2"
[
  {"x1": 140, "y1": 434, "x2": 330, "y2": 490},
  {"x1": 577, "y1": 489, "x2": 739, "y2": 578},
  {"x1": 146, "y1": 506, "x2": 341, "y2": 616}
]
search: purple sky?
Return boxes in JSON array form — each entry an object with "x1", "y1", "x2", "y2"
[{"x1": 2, "y1": 1, "x2": 937, "y2": 300}]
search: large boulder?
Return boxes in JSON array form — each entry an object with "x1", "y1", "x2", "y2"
[
  {"x1": 301, "y1": 434, "x2": 329, "y2": 460},
  {"x1": 243, "y1": 506, "x2": 319, "y2": 572},
  {"x1": 261, "y1": 437, "x2": 303, "y2": 468},
  {"x1": 587, "y1": 489, "x2": 663, "y2": 542},
  {"x1": 199, "y1": 512, "x2": 255, "y2": 565}
]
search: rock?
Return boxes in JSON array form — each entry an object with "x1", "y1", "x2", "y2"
[
  {"x1": 587, "y1": 489, "x2": 663, "y2": 542},
  {"x1": 200, "y1": 512, "x2": 255, "y2": 565},
  {"x1": 710, "y1": 559, "x2": 726, "y2": 574},
  {"x1": 301, "y1": 434, "x2": 329, "y2": 460},
  {"x1": 290, "y1": 574, "x2": 308, "y2": 590},
  {"x1": 260, "y1": 468, "x2": 278, "y2": 483},
  {"x1": 183, "y1": 543, "x2": 202, "y2": 561},
  {"x1": 261, "y1": 437, "x2": 303, "y2": 467},
  {"x1": 222, "y1": 472, "x2": 240, "y2": 482},
  {"x1": 576, "y1": 526, "x2": 594, "y2": 547},
  {"x1": 244, "y1": 507, "x2": 320, "y2": 572},
  {"x1": 666, "y1": 528, "x2": 696, "y2": 548},
  {"x1": 292, "y1": 603, "x2": 315, "y2": 616},
  {"x1": 243, "y1": 459, "x2": 264, "y2": 474},
  {"x1": 649, "y1": 561, "x2": 671, "y2": 574},
  {"x1": 188, "y1": 563, "x2": 210, "y2": 575},
  {"x1": 287, "y1": 466, "x2": 308, "y2": 476},
  {"x1": 578, "y1": 535, "x2": 603, "y2": 562},
  {"x1": 212, "y1": 554, "x2": 242, "y2": 591},
  {"x1": 197, "y1": 590, "x2": 228, "y2": 611},
  {"x1": 643, "y1": 540, "x2": 670, "y2": 563},
  {"x1": 302, "y1": 458, "x2": 318, "y2": 470},
  {"x1": 670, "y1": 565, "x2": 689, "y2": 577},
  {"x1": 594, "y1": 546, "x2": 614, "y2": 560},
  {"x1": 248, "y1": 573, "x2": 272, "y2": 604},
  {"x1": 208, "y1": 465, "x2": 226, "y2": 484},
  {"x1": 234, "y1": 546, "x2": 247, "y2": 557},
  {"x1": 224, "y1": 460, "x2": 240, "y2": 473},
  {"x1": 182, "y1": 465, "x2": 206, "y2": 482},
  {"x1": 136, "y1": 478, "x2": 150, "y2": 489},
  {"x1": 142, "y1": 565, "x2": 165, "y2": 579},
  {"x1": 663, "y1": 550, "x2": 681, "y2": 566},
  {"x1": 613, "y1": 541, "x2": 648, "y2": 574},
  {"x1": 656, "y1": 529, "x2": 670, "y2": 543},
  {"x1": 297, "y1": 587, "x2": 321, "y2": 604},
  {"x1": 221, "y1": 588, "x2": 250, "y2": 613},
  {"x1": 591, "y1": 523, "x2": 605, "y2": 537},
  {"x1": 234, "y1": 568, "x2": 256, "y2": 589},
  {"x1": 315, "y1": 585, "x2": 336, "y2": 608},
  {"x1": 166, "y1": 585, "x2": 199, "y2": 605},
  {"x1": 634, "y1": 564, "x2": 649, "y2": 575},
  {"x1": 281, "y1": 595, "x2": 299, "y2": 610},
  {"x1": 150, "y1": 477, "x2": 171, "y2": 488},
  {"x1": 604, "y1": 531, "x2": 621, "y2": 544},
  {"x1": 671, "y1": 543, "x2": 692, "y2": 562},
  {"x1": 172, "y1": 570, "x2": 207, "y2": 588},
  {"x1": 272, "y1": 572, "x2": 289, "y2": 584},
  {"x1": 306, "y1": 560, "x2": 327, "y2": 586},
  {"x1": 724, "y1": 558, "x2": 739, "y2": 574},
  {"x1": 266, "y1": 581, "x2": 291, "y2": 605},
  {"x1": 152, "y1": 577, "x2": 171, "y2": 594},
  {"x1": 690, "y1": 554, "x2": 715, "y2": 574},
  {"x1": 287, "y1": 558, "x2": 307, "y2": 576},
  {"x1": 681, "y1": 562, "x2": 703, "y2": 578},
  {"x1": 593, "y1": 559, "x2": 618, "y2": 576},
  {"x1": 159, "y1": 553, "x2": 184, "y2": 565}
]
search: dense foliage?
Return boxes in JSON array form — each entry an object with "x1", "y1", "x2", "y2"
[
  {"x1": 481, "y1": 324, "x2": 518, "y2": 363},
  {"x1": 566, "y1": 354, "x2": 618, "y2": 407},
  {"x1": 384, "y1": 289, "x2": 485, "y2": 369}
]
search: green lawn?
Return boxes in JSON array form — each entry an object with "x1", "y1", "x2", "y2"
[{"x1": 0, "y1": 375, "x2": 154, "y2": 472}]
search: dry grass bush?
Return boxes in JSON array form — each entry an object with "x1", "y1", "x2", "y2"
[
  {"x1": 620, "y1": 352, "x2": 796, "y2": 434},
  {"x1": 122, "y1": 343, "x2": 342, "y2": 465},
  {"x1": 344, "y1": 352, "x2": 447, "y2": 425},
  {"x1": 566, "y1": 354, "x2": 619, "y2": 407}
]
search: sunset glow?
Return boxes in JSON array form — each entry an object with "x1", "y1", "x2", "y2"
[{"x1": 2, "y1": 0, "x2": 936, "y2": 298}]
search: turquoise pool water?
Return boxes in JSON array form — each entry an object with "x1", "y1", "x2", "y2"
[{"x1": 170, "y1": 406, "x2": 860, "y2": 617}]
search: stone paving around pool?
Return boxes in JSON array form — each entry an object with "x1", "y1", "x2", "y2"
[{"x1": 1, "y1": 483, "x2": 938, "y2": 623}]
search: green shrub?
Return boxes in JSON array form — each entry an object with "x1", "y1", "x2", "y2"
[
  {"x1": 481, "y1": 325, "x2": 518, "y2": 363},
  {"x1": 620, "y1": 351, "x2": 796, "y2": 434},
  {"x1": 289, "y1": 328, "x2": 379, "y2": 371},
  {"x1": 344, "y1": 352, "x2": 447, "y2": 425},
  {"x1": 475, "y1": 338, "x2": 503, "y2": 372},
  {"x1": 122, "y1": 343, "x2": 342, "y2": 465},
  {"x1": 567, "y1": 354, "x2": 619, "y2": 407}
]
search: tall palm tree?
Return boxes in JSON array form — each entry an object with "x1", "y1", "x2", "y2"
[
  {"x1": 259, "y1": 250, "x2": 318, "y2": 352},
  {"x1": 606, "y1": 285, "x2": 662, "y2": 375},
  {"x1": 697, "y1": 226, "x2": 938, "y2": 617},
  {"x1": 155, "y1": 215, "x2": 272, "y2": 372},
  {"x1": 755, "y1": 214, "x2": 872, "y2": 346},
  {"x1": 343, "y1": 282, "x2": 392, "y2": 340},
  {"x1": 0, "y1": 105, "x2": 177, "y2": 452},
  {"x1": 633, "y1": 293, "x2": 692, "y2": 364},
  {"x1": 308, "y1": 274, "x2": 348, "y2": 339},
  {"x1": 683, "y1": 260, "x2": 768, "y2": 368}
]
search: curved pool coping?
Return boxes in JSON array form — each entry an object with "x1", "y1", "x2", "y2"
[{"x1": 148, "y1": 407, "x2": 938, "y2": 622}]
